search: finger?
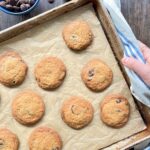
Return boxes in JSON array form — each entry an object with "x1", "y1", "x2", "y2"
[
  {"x1": 138, "y1": 41, "x2": 150, "y2": 64},
  {"x1": 122, "y1": 57, "x2": 148, "y2": 78}
]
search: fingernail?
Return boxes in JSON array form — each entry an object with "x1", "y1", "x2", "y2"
[{"x1": 122, "y1": 57, "x2": 129, "y2": 64}]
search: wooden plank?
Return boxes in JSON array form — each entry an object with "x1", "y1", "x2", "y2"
[{"x1": 120, "y1": 0, "x2": 150, "y2": 47}]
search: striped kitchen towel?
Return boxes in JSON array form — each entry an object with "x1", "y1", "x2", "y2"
[
  {"x1": 145, "y1": 145, "x2": 150, "y2": 150},
  {"x1": 102, "y1": 0, "x2": 150, "y2": 107}
]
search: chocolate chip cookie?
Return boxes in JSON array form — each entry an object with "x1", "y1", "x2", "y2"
[
  {"x1": 62, "y1": 20, "x2": 93, "y2": 51},
  {"x1": 0, "y1": 51, "x2": 27, "y2": 87},
  {"x1": 81, "y1": 59, "x2": 113, "y2": 91},
  {"x1": 34, "y1": 57, "x2": 66, "y2": 90},
  {"x1": 29, "y1": 127, "x2": 62, "y2": 150},
  {"x1": 61, "y1": 96, "x2": 94, "y2": 129},
  {"x1": 0, "y1": 128, "x2": 19, "y2": 150},
  {"x1": 12, "y1": 90, "x2": 45, "y2": 125},
  {"x1": 100, "y1": 94, "x2": 130, "y2": 128}
]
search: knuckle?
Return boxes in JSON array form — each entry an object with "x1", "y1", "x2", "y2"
[{"x1": 129, "y1": 59, "x2": 136, "y2": 66}]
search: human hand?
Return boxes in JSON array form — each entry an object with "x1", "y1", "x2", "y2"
[{"x1": 121, "y1": 41, "x2": 150, "y2": 86}]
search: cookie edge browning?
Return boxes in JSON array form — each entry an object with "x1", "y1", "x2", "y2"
[
  {"x1": 12, "y1": 90, "x2": 45, "y2": 125},
  {"x1": 0, "y1": 128, "x2": 19, "y2": 150},
  {"x1": 62, "y1": 20, "x2": 93, "y2": 51},
  {"x1": 0, "y1": 51, "x2": 21, "y2": 60},
  {"x1": 0, "y1": 51, "x2": 28, "y2": 87},
  {"x1": 28, "y1": 127, "x2": 62, "y2": 150},
  {"x1": 34, "y1": 56, "x2": 66, "y2": 90},
  {"x1": 100, "y1": 94, "x2": 130, "y2": 128},
  {"x1": 61, "y1": 96, "x2": 94, "y2": 129},
  {"x1": 81, "y1": 59, "x2": 113, "y2": 92}
]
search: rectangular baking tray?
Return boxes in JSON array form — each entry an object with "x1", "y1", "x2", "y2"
[{"x1": 0, "y1": 0, "x2": 150, "y2": 149}]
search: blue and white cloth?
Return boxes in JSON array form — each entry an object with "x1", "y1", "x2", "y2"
[
  {"x1": 102, "y1": 0, "x2": 150, "y2": 107},
  {"x1": 145, "y1": 145, "x2": 150, "y2": 150}
]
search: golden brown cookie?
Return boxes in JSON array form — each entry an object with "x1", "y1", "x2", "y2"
[
  {"x1": 0, "y1": 128, "x2": 19, "y2": 150},
  {"x1": 0, "y1": 51, "x2": 27, "y2": 87},
  {"x1": 81, "y1": 59, "x2": 113, "y2": 92},
  {"x1": 12, "y1": 90, "x2": 45, "y2": 125},
  {"x1": 61, "y1": 96, "x2": 94, "y2": 129},
  {"x1": 29, "y1": 127, "x2": 62, "y2": 150},
  {"x1": 100, "y1": 94, "x2": 130, "y2": 128},
  {"x1": 62, "y1": 20, "x2": 93, "y2": 51},
  {"x1": 34, "y1": 57, "x2": 66, "y2": 90}
]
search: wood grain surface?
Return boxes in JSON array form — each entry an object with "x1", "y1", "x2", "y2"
[
  {"x1": 121, "y1": 0, "x2": 150, "y2": 47},
  {"x1": 0, "y1": 0, "x2": 150, "y2": 47}
]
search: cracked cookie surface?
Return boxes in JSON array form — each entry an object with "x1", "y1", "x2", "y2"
[
  {"x1": 62, "y1": 20, "x2": 93, "y2": 51},
  {"x1": 61, "y1": 96, "x2": 94, "y2": 129},
  {"x1": 12, "y1": 90, "x2": 45, "y2": 125},
  {"x1": 34, "y1": 57, "x2": 66, "y2": 90},
  {"x1": 100, "y1": 94, "x2": 130, "y2": 128},
  {"x1": 29, "y1": 127, "x2": 62, "y2": 150},
  {"x1": 0, "y1": 128, "x2": 19, "y2": 150},
  {"x1": 81, "y1": 59, "x2": 113, "y2": 92},
  {"x1": 0, "y1": 51, "x2": 27, "y2": 87}
]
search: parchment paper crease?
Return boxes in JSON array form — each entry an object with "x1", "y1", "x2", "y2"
[{"x1": 0, "y1": 4, "x2": 146, "y2": 150}]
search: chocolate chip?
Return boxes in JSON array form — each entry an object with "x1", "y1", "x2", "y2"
[
  {"x1": 12, "y1": 80, "x2": 16, "y2": 84},
  {"x1": 87, "y1": 69, "x2": 94, "y2": 81},
  {"x1": 5, "y1": 4, "x2": 14, "y2": 10},
  {"x1": 0, "y1": 1, "x2": 6, "y2": 7},
  {"x1": 25, "y1": 3, "x2": 30, "y2": 8},
  {"x1": 20, "y1": 3, "x2": 28, "y2": 11},
  {"x1": 17, "y1": 0, "x2": 27, "y2": 5},
  {"x1": 88, "y1": 69, "x2": 94, "y2": 77},
  {"x1": 0, "y1": 139, "x2": 4, "y2": 147},
  {"x1": 48, "y1": 0, "x2": 54, "y2": 3},
  {"x1": 13, "y1": 5, "x2": 20, "y2": 11},
  {"x1": 52, "y1": 147, "x2": 59, "y2": 150},
  {"x1": 116, "y1": 109, "x2": 121, "y2": 112},
  {"x1": 16, "y1": 0, "x2": 21, "y2": 6},
  {"x1": 28, "y1": 0, "x2": 35, "y2": 5},
  {"x1": 1, "y1": 0, "x2": 33, "y2": 11},
  {"x1": 9, "y1": 0, "x2": 16, "y2": 6},
  {"x1": 71, "y1": 34, "x2": 78, "y2": 40},
  {"x1": 17, "y1": 0, "x2": 30, "y2": 6},
  {"x1": 71, "y1": 105, "x2": 80, "y2": 115},
  {"x1": 24, "y1": 0, "x2": 32, "y2": 4},
  {"x1": 71, "y1": 105, "x2": 76, "y2": 114},
  {"x1": 116, "y1": 99, "x2": 122, "y2": 103},
  {"x1": 5, "y1": 0, "x2": 11, "y2": 4}
]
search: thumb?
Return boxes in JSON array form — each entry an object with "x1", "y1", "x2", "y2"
[{"x1": 121, "y1": 57, "x2": 148, "y2": 78}]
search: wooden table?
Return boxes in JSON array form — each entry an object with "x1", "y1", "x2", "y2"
[
  {"x1": 121, "y1": 0, "x2": 150, "y2": 47},
  {"x1": 0, "y1": 0, "x2": 150, "y2": 149},
  {"x1": 0, "y1": 0, "x2": 150, "y2": 47}
]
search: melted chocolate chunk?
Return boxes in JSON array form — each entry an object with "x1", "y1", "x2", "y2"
[
  {"x1": 88, "y1": 69, "x2": 94, "y2": 77},
  {"x1": 71, "y1": 105, "x2": 81, "y2": 115},
  {"x1": 87, "y1": 69, "x2": 95, "y2": 81},
  {"x1": 0, "y1": 139, "x2": 4, "y2": 148},
  {"x1": 116, "y1": 109, "x2": 121, "y2": 112},
  {"x1": 116, "y1": 99, "x2": 122, "y2": 103},
  {"x1": 52, "y1": 147, "x2": 59, "y2": 150}
]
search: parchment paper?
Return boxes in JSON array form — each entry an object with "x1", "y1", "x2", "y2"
[{"x1": 0, "y1": 4, "x2": 146, "y2": 150}]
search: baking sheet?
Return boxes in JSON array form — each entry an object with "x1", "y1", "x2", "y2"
[{"x1": 0, "y1": 3, "x2": 146, "y2": 150}]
